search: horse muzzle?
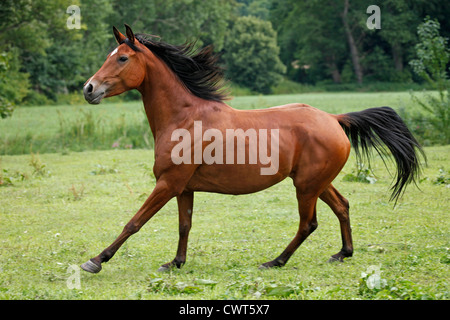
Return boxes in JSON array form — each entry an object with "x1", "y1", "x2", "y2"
[{"x1": 83, "y1": 79, "x2": 106, "y2": 104}]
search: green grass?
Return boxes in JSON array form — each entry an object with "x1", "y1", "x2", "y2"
[
  {"x1": 0, "y1": 147, "x2": 448, "y2": 300},
  {"x1": 0, "y1": 92, "x2": 448, "y2": 300}
]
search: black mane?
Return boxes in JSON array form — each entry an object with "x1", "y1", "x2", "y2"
[{"x1": 132, "y1": 34, "x2": 228, "y2": 102}]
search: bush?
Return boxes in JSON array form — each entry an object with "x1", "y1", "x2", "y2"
[
  {"x1": 342, "y1": 162, "x2": 377, "y2": 184},
  {"x1": 409, "y1": 18, "x2": 450, "y2": 145},
  {"x1": 0, "y1": 50, "x2": 30, "y2": 117}
]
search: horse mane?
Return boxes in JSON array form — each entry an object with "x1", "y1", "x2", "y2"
[{"x1": 133, "y1": 34, "x2": 228, "y2": 102}]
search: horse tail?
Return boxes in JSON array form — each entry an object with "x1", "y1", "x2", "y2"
[{"x1": 336, "y1": 106, "x2": 426, "y2": 204}]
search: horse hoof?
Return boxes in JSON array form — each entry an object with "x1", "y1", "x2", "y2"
[
  {"x1": 157, "y1": 265, "x2": 171, "y2": 272},
  {"x1": 258, "y1": 260, "x2": 283, "y2": 269},
  {"x1": 327, "y1": 256, "x2": 344, "y2": 263},
  {"x1": 81, "y1": 259, "x2": 102, "y2": 273}
]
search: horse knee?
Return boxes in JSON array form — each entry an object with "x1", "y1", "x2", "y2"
[
  {"x1": 124, "y1": 221, "x2": 140, "y2": 235},
  {"x1": 299, "y1": 220, "x2": 318, "y2": 238}
]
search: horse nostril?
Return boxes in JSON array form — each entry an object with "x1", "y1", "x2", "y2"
[{"x1": 87, "y1": 83, "x2": 93, "y2": 94}]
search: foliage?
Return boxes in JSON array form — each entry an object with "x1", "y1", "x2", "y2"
[
  {"x1": 29, "y1": 152, "x2": 49, "y2": 177},
  {"x1": 433, "y1": 168, "x2": 450, "y2": 186},
  {"x1": 109, "y1": 0, "x2": 234, "y2": 50},
  {"x1": 271, "y1": 0, "x2": 449, "y2": 86},
  {"x1": 1, "y1": 0, "x2": 450, "y2": 113},
  {"x1": 0, "y1": 50, "x2": 30, "y2": 118},
  {"x1": 90, "y1": 163, "x2": 119, "y2": 176},
  {"x1": 342, "y1": 162, "x2": 377, "y2": 184},
  {"x1": 359, "y1": 275, "x2": 448, "y2": 300},
  {"x1": 409, "y1": 18, "x2": 450, "y2": 145},
  {"x1": 410, "y1": 18, "x2": 450, "y2": 89},
  {"x1": 148, "y1": 275, "x2": 217, "y2": 295},
  {"x1": 223, "y1": 16, "x2": 286, "y2": 93}
]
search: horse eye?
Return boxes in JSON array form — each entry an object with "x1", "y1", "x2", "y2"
[{"x1": 118, "y1": 56, "x2": 128, "y2": 62}]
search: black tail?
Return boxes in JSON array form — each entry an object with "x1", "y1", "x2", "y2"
[{"x1": 338, "y1": 106, "x2": 426, "y2": 204}]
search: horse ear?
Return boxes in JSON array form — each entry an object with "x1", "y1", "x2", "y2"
[
  {"x1": 124, "y1": 23, "x2": 135, "y2": 43},
  {"x1": 113, "y1": 26, "x2": 126, "y2": 44}
]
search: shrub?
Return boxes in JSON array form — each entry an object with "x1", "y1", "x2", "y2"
[
  {"x1": 409, "y1": 18, "x2": 450, "y2": 145},
  {"x1": 0, "y1": 50, "x2": 30, "y2": 118},
  {"x1": 343, "y1": 162, "x2": 377, "y2": 184}
]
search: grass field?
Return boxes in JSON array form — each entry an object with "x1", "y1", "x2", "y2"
[{"x1": 0, "y1": 92, "x2": 449, "y2": 300}]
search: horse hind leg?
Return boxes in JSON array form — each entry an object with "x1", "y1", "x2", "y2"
[
  {"x1": 158, "y1": 191, "x2": 194, "y2": 272},
  {"x1": 259, "y1": 189, "x2": 319, "y2": 269},
  {"x1": 319, "y1": 184, "x2": 353, "y2": 262}
]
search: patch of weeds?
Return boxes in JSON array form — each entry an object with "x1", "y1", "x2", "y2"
[
  {"x1": 147, "y1": 275, "x2": 217, "y2": 295},
  {"x1": 224, "y1": 275, "x2": 313, "y2": 299},
  {"x1": 29, "y1": 152, "x2": 49, "y2": 177},
  {"x1": 0, "y1": 158, "x2": 29, "y2": 186},
  {"x1": 69, "y1": 184, "x2": 85, "y2": 201},
  {"x1": 224, "y1": 276, "x2": 265, "y2": 298},
  {"x1": 343, "y1": 162, "x2": 377, "y2": 184},
  {"x1": 367, "y1": 245, "x2": 387, "y2": 254},
  {"x1": 361, "y1": 278, "x2": 448, "y2": 300},
  {"x1": 90, "y1": 164, "x2": 118, "y2": 175},
  {"x1": 0, "y1": 168, "x2": 14, "y2": 186},
  {"x1": 432, "y1": 168, "x2": 450, "y2": 186},
  {"x1": 359, "y1": 267, "x2": 448, "y2": 299},
  {"x1": 439, "y1": 248, "x2": 450, "y2": 265}
]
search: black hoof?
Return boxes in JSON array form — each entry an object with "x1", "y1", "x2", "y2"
[{"x1": 258, "y1": 260, "x2": 284, "y2": 269}]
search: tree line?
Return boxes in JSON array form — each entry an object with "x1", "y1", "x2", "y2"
[{"x1": 0, "y1": 0, "x2": 449, "y2": 116}]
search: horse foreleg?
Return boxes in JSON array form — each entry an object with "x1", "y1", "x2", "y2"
[
  {"x1": 259, "y1": 191, "x2": 318, "y2": 269},
  {"x1": 158, "y1": 191, "x2": 194, "y2": 272},
  {"x1": 81, "y1": 179, "x2": 176, "y2": 273},
  {"x1": 320, "y1": 184, "x2": 353, "y2": 262}
]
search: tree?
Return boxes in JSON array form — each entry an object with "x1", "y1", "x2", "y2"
[
  {"x1": 270, "y1": 0, "x2": 363, "y2": 85},
  {"x1": 108, "y1": 0, "x2": 235, "y2": 50},
  {"x1": 377, "y1": 0, "x2": 419, "y2": 73},
  {"x1": 0, "y1": 0, "x2": 87, "y2": 104},
  {"x1": 0, "y1": 50, "x2": 29, "y2": 118},
  {"x1": 409, "y1": 18, "x2": 450, "y2": 144},
  {"x1": 236, "y1": 0, "x2": 272, "y2": 20},
  {"x1": 223, "y1": 16, "x2": 286, "y2": 93},
  {"x1": 272, "y1": 0, "x2": 349, "y2": 84},
  {"x1": 341, "y1": 0, "x2": 363, "y2": 84}
]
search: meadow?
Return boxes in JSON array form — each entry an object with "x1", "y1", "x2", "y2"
[{"x1": 0, "y1": 92, "x2": 448, "y2": 300}]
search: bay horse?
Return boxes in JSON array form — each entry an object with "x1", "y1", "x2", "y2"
[{"x1": 81, "y1": 24, "x2": 424, "y2": 273}]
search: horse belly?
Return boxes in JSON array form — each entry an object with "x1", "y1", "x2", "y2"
[{"x1": 185, "y1": 164, "x2": 287, "y2": 194}]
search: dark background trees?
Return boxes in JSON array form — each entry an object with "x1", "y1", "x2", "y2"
[{"x1": 0, "y1": 0, "x2": 449, "y2": 115}]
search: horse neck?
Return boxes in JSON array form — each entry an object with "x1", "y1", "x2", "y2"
[{"x1": 138, "y1": 54, "x2": 197, "y2": 139}]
